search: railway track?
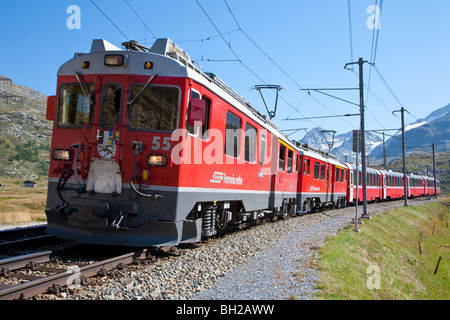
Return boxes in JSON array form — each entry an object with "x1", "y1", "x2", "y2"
[
  {"x1": 0, "y1": 225, "x2": 55, "y2": 251},
  {"x1": 0, "y1": 245, "x2": 152, "y2": 300}
]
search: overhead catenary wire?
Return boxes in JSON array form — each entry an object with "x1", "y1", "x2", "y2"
[
  {"x1": 220, "y1": 0, "x2": 359, "y2": 130},
  {"x1": 124, "y1": 0, "x2": 157, "y2": 39},
  {"x1": 90, "y1": 0, "x2": 130, "y2": 40},
  {"x1": 195, "y1": 0, "x2": 324, "y2": 128}
]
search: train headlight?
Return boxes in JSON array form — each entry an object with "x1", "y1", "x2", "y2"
[
  {"x1": 148, "y1": 154, "x2": 169, "y2": 167},
  {"x1": 104, "y1": 54, "x2": 125, "y2": 66},
  {"x1": 53, "y1": 149, "x2": 71, "y2": 161}
]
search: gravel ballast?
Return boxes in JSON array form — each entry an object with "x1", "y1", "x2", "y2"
[{"x1": 22, "y1": 198, "x2": 434, "y2": 300}]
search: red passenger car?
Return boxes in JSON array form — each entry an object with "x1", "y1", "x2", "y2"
[{"x1": 45, "y1": 39, "x2": 301, "y2": 246}]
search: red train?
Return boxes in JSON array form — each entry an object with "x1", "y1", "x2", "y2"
[{"x1": 44, "y1": 39, "x2": 441, "y2": 247}]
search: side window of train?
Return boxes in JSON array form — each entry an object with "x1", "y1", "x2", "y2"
[
  {"x1": 314, "y1": 162, "x2": 320, "y2": 179},
  {"x1": 225, "y1": 111, "x2": 241, "y2": 158},
  {"x1": 320, "y1": 163, "x2": 326, "y2": 180},
  {"x1": 336, "y1": 168, "x2": 340, "y2": 182},
  {"x1": 101, "y1": 83, "x2": 122, "y2": 128},
  {"x1": 188, "y1": 90, "x2": 200, "y2": 135},
  {"x1": 287, "y1": 149, "x2": 293, "y2": 173},
  {"x1": 244, "y1": 123, "x2": 257, "y2": 163},
  {"x1": 259, "y1": 132, "x2": 266, "y2": 166},
  {"x1": 278, "y1": 143, "x2": 286, "y2": 171},
  {"x1": 200, "y1": 96, "x2": 211, "y2": 139},
  {"x1": 304, "y1": 159, "x2": 310, "y2": 175}
]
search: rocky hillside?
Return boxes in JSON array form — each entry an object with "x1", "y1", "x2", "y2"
[
  {"x1": 369, "y1": 103, "x2": 450, "y2": 164},
  {"x1": 0, "y1": 75, "x2": 51, "y2": 179}
]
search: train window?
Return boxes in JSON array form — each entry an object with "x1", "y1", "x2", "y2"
[
  {"x1": 201, "y1": 96, "x2": 211, "y2": 139},
  {"x1": 341, "y1": 169, "x2": 344, "y2": 182},
  {"x1": 336, "y1": 168, "x2": 340, "y2": 182},
  {"x1": 287, "y1": 149, "x2": 293, "y2": 173},
  {"x1": 259, "y1": 132, "x2": 266, "y2": 166},
  {"x1": 225, "y1": 111, "x2": 242, "y2": 158},
  {"x1": 58, "y1": 84, "x2": 95, "y2": 127},
  {"x1": 279, "y1": 143, "x2": 286, "y2": 171},
  {"x1": 101, "y1": 84, "x2": 122, "y2": 128},
  {"x1": 188, "y1": 91, "x2": 200, "y2": 135},
  {"x1": 320, "y1": 163, "x2": 325, "y2": 180},
  {"x1": 314, "y1": 162, "x2": 320, "y2": 179},
  {"x1": 304, "y1": 159, "x2": 310, "y2": 175},
  {"x1": 128, "y1": 85, "x2": 179, "y2": 131},
  {"x1": 244, "y1": 123, "x2": 257, "y2": 163},
  {"x1": 188, "y1": 92, "x2": 211, "y2": 138}
]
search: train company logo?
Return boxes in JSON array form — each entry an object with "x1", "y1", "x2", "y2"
[
  {"x1": 210, "y1": 171, "x2": 224, "y2": 183},
  {"x1": 210, "y1": 171, "x2": 243, "y2": 185},
  {"x1": 309, "y1": 186, "x2": 320, "y2": 191}
]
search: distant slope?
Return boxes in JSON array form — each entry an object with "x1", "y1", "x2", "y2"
[
  {"x1": 0, "y1": 75, "x2": 51, "y2": 179},
  {"x1": 299, "y1": 127, "x2": 382, "y2": 163},
  {"x1": 369, "y1": 105, "x2": 450, "y2": 164}
]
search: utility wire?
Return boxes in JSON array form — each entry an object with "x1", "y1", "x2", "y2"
[
  {"x1": 224, "y1": 0, "x2": 305, "y2": 91},
  {"x1": 124, "y1": 0, "x2": 157, "y2": 39},
  {"x1": 195, "y1": 0, "x2": 324, "y2": 128},
  {"x1": 347, "y1": 0, "x2": 354, "y2": 67},
  {"x1": 90, "y1": 0, "x2": 129, "y2": 40},
  {"x1": 221, "y1": 0, "x2": 356, "y2": 130}
]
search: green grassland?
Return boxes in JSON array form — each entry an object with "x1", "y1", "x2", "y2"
[{"x1": 315, "y1": 198, "x2": 449, "y2": 300}]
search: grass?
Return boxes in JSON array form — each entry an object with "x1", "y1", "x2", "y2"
[
  {"x1": 0, "y1": 176, "x2": 47, "y2": 224},
  {"x1": 314, "y1": 197, "x2": 450, "y2": 300}
]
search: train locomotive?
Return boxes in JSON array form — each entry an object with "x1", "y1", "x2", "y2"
[{"x1": 44, "y1": 38, "x2": 441, "y2": 247}]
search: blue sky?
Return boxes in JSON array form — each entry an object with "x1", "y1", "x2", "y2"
[{"x1": 1, "y1": 0, "x2": 449, "y2": 141}]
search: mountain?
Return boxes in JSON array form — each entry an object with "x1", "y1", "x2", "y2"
[
  {"x1": 369, "y1": 103, "x2": 450, "y2": 164},
  {"x1": 0, "y1": 75, "x2": 51, "y2": 179},
  {"x1": 299, "y1": 127, "x2": 382, "y2": 163}
]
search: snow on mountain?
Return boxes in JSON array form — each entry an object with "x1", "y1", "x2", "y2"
[{"x1": 299, "y1": 127, "x2": 382, "y2": 163}]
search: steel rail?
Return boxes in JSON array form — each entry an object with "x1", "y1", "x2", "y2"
[{"x1": 0, "y1": 249, "x2": 149, "y2": 300}]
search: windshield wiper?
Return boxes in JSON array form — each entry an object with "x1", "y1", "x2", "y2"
[
  {"x1": 75, "y1": 72, "x2": 93, "y2": 104},
  {"x1": 128, "y1": 73, "x2": 158, "y2": 106}
]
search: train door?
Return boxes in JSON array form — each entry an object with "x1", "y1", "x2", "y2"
[
  {"x1": 325, "y1": 163, "x2": 330, "y2": 203},
  {"x1": 268, "y1": 134, "x2": 279, "y2": 208},
  {"x1": 331, "y1": 166, "x2": 336, "y2": 202},
  {"x1": 382, "y1": 174, "x2": 387, "y2": 200},
  {"x1": 407, "y1": 177, "x2": 411, "y2": 198},
  {"x1": 97, "y1": 80, "x2": 123, "y2": 160},
  {"x1": 86, "y1": 76, "x2": 125, "y2": 195},
  {"x1": 349, "y1": 170, "x2": 354, "y2": 201}
]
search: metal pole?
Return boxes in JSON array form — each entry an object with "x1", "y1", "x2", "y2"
[
  {"x1": 383, "y1": 132, "x2": 387, "y2": 169},
  {"x1": 432, "y1": 143, "x2": 437, "y2": 198},
  {"x1": 401, "y1": 107, "x2": 408, "y2": 206},
  {"x1": 392, "y1": 107, "x2": 408, "y2": 206},
  {"x1": 354, "y1": 130, "x2": 360, "y2": 233},
  {"x1": 358, "y1": 58, "x2": 369, "y2": 218}
]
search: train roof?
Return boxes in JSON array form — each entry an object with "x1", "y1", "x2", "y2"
[{"x1": 57, "y1": 38, "x2": 305, "y2": 150}]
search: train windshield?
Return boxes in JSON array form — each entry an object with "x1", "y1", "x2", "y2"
[
  {"x1": 128, "y1": 85, "x2": 179, "y2": 131},
  {"x1": 101, "y1": 84, "x2": 122, "y2": 128},
  {"x1": 57, "y1": 84, "x2": 95, "y2": 127}
]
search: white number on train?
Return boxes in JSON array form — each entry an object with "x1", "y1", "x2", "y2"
[{"x1": 151, "y1": 136, "x2": 171, "y2": 151}]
